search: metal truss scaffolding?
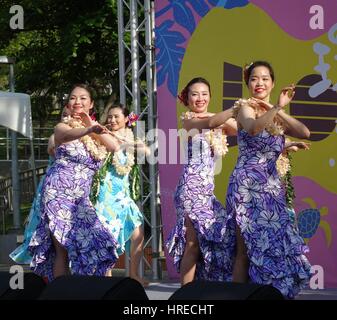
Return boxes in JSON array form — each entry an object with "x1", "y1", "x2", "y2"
[{"x1": 117, "y1": 0, "x2": 162, "y2": 280}]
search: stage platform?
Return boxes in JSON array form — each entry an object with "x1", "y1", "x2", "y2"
[
  {"x1": 1, "y1": 265, "x2": 336, "y2": 300},
  {"x1": 145, "y1": 281, "x2": 337, "y2": 300}
]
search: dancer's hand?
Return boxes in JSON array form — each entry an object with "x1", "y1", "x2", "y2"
[
  {"x1": 105, "y1": 123, "x2": 113, "y2": 131},
  {"x1": 73, "y1": 111, "x2": 109, "y2": 134},
  {"x1": 278, "y1": 84, "x2": 295, "y2": 108},
  {"x1": 249, "y1": 98, "x2": 275, "y2": 111},
  {"x1": 73, "y1": 111, "x2": 94, "y2": 127},
  {"x1": 89, "y1": 123, "x2": 109, "y2": 134},
  {"x1": 287, "y1": 141, "x2": 310, "y2": 152}
]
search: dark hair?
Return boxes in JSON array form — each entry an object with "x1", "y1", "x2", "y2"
[
  {"x1": 101, "y1": 103, "x2": 130, "y2": 125},
  {"x1": 178, "y1": 77, "x2": 211, "y2": 106},
  {"x1": 68, "y1": 83, "x2": 96, "y2": 101},
  {"x1": 243, "y1": 61, "x2": 275, "y2": 85}
]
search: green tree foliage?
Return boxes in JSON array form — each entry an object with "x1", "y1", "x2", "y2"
[{"x1": 0, "y1": 0, "x2": 120, "y2": 124}]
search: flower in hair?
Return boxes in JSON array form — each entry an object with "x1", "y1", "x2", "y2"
[
  {"x1": 177, "y1": 87, "x2": 189, "y2": 106},
  {"x1": 128, "y1": 111, "x2": 139, "y2": 127},
  {"x1": 244, "y1": 62, "x2": 253, "y2": 70}
]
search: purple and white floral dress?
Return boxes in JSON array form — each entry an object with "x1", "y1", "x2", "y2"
[
  {"x1": 166, "y1": 132, "x2": 235, "y2": 281},
  {"x1": 28, "y1": 140, "x2": 119, "y2": 281},
  {"x1": 226, "y1": 128, "x2": 311, "y2": 299}
]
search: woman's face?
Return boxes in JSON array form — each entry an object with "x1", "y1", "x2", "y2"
[
  {"x1": 67, "y1": 87, "x2": 93, "y2": 115},
  {"x1": 248, "y1": 66, "x2": 274, "y2": 101},
  {"x1": 186, "y1": 82, "x2": 210, "y2": 113},
  {"x1": 106, "y1": 107, "x2": 128, "y2": 131}
]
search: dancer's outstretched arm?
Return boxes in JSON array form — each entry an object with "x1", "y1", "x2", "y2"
[{"x1": 183, "y1": 107, "x2": 234, "y2": 131}]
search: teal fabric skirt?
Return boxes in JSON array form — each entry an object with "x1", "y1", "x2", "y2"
[{"x1": 95, "y1": 163, "x2": 143, "y2": 255}]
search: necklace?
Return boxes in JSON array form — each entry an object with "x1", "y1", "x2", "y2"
[
  {"x1": 111, "y1": 128, "x2": 135, "y2": 175},
  {"x1": 276, "y1": 153, "x2": 290, "y2": 178},
  {"x1": 181, "y1": 111, "x2": 229, "y2": 157},
  {"x1": 62, "y1": 116, "x2": 107, "y2": 161},
  {"x1": 204, "y1": 129, "x2": 229, "y2": 157}
]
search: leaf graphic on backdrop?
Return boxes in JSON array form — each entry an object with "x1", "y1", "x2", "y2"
[
  {"x1": 187, "y1": 0, "x2": 210, "y2": 17},
  {"x1": 156, "y1": 0, "x2": 210, "y2": 20},
  {"x1": 155, "y1": 0, "x2": 250, "y2": 96},
  {"x1": 171, "y1": 0, "x2": 196, "y2": 34},
  {"x1": 156, "y1": 20, "x2": 186, "y2": 96},
  {"x1": 207, "y1": 0, "x2": 249, "y2": 9}
]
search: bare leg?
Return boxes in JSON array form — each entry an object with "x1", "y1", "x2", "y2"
[
  {"x1": 232, "y1": 224, "x2": 249, "y2": 283},
  {"x1": 180, "y1": 217, "x2": 200, "y2": 286},
  {"x1": 129, "y1": 225, "x2": 149, "y2": 286},
  {"x1": 51, "y1": 234, "x2": 70, "y2": 279}
]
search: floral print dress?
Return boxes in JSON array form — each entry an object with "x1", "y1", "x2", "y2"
[
  {"x1": 226, "y1": 128, "x2": 311, "y2": 299},
  {"x1": 10, "y1": 157, "x2": 54, "y2": 264},
  {"x1": 166, "y1": 132, "x2": 235, "y2": 281},
  {"x1": 28, "y1": 140, "x2": 119, "y2": 281},
  {"x1": 95, "y1": 150, "x2": 143, "y2": 255}
]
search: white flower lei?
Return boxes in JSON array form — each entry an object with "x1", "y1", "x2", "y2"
[
  {"x1": 62, "y1": 116, "x2": 107, "y2": 161},
  {"x1": 181, "y1": 111, "x2": 229, "y2": 157},
  {"x1": 233, "y1": 99, "x2": 284, "y2": 136},
  {"x1": 204, "y1": 129, "x2": 229, "y2": 157},
  {"x1": 180, "y1": 111, "x2": 197, "y2": 121},
  {"x1": 276, "y1": 153, "x2": 290, "y2": 178},
  {"x1": 112, "y1": 128, "x2": 135, "y2": 175}
]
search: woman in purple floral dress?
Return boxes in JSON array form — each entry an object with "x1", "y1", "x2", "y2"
[
  {"x1": 166, "y1": 77, "x2": 237, "y2": 285},
  {"x1": 226, "y1": 61, "x2": 312, "y2": 298},
  {"x1": 28, "y1": 84, "x2": 120, "y2": 281}
]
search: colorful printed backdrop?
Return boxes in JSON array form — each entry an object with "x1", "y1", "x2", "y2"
[{"x1": 155, "y1": 0, "x2": 337, "y2": 287}]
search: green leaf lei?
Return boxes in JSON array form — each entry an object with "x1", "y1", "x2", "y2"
[
  {"x1": 90, "y1": 152, "x2": 112, "y2": 205},
  {"x1": 90, "y1": 153, "x2": 141, "y2": 204},
  {"x1": 282, "y1": 153, "x2": 296, "y2": 208},
  {"x1": 129, "y1": 163, "x2": 141, "y2": 201}
]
